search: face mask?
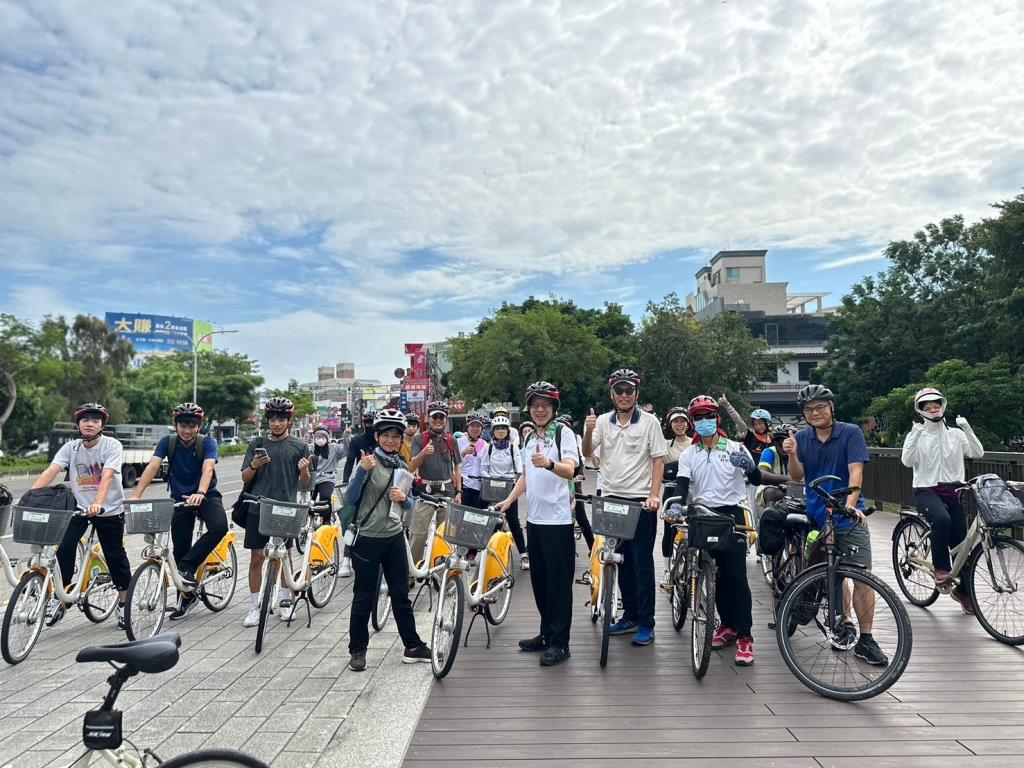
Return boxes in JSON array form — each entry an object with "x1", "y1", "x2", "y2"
[
  {"x1": 694, "y1": 418, "x2": 719, "y2": 437},
  {"x1": 314, "y1": 437, "x2": 328, "y2": 446}
]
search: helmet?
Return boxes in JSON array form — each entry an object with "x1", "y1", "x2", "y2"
[
  {"x1": 172, "y1": 402, "x2": 204, "y2": 424},
  {"x1": 0, "y1": 483, "x2": 12, "y2": 508},
  {"x1": 491, "y1": 406, "x2": 509, "y2": 417},
  {"x1": 750, "y1": 408, "x2": 772, "y2": 423},
  {"x1": 914, "y1": 387, "x2": 947, "y2": 422},
  {"x1": 491, "y1": 414, "x2": 511, "y2": 429},
  {"x1": 772, "y1": 424, "x2": 792, "y2": 444},
  {"x1": 264, "y1": 397, "x2": 295, "y2": 418},
  {"x1": 466, "y1": 412, "x2": 485, "y2": 426},
  {"x1": 525, "y1": 381, "x2": 560, "y2": 407},
  {"x1": 666, "y1": 406, "x2": 689, "y2": 424},
  {"x1": 74, "y1": 403, "x2": 109, "y2": 424},
  {"x1": 427, "y1": 401, "x2": 449, "y2": 417},
  {"x1": 361, "y1": 412, "x2": 374, "y2": 424},
  {"x1": 373, "y1": 408, "x2": 407, "y2": 435},
  {"x1": 405, "y1": 413, "x2": 420, "y2": 426},
  {"x1": 797, "y1": 384, "x2": 834, "y2": 409},
  {"x1": 520, "y1": 420, "x2": 535, "y2": 431},
  {"x1": 557, "y1": 414, "x2": 574, "y2": 428},
  {"x1": 608, "y1": 368, "x2": 641, "y2": 388},
  {"x1": 687, "y1": 395, "x2": 719, "y2": 420}
]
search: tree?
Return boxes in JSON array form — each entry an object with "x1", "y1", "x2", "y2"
[
  {"x1": 57, "y1": 315, "x2": 135, "y2": 409},
  {"x1": 0, "y1": 315, "x2": 69, "y2": 450},
  {"x1": 265, "y1": 382, "x2": 314, "y2": 422},
  {"x1": 975, "y1": 192, "x2": 1024, "y2": 363},
  {"x1": 199, "y1": 352, "x2": 264, "y2": 426}
]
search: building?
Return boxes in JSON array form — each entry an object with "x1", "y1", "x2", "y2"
[
  {"x1": 686, "y1": 250, "x2": 833, "y2": 419},
  {"x1": 298, "y1": 362, "x2": 399, "y2": 430},
  {"x1": 402, "y1": 342, "x2": 453, "y2": 416}
]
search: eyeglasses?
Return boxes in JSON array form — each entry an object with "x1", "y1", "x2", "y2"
[
  {"x1": 803, "y1": 404, "x2": 831, "y2": 416},
  {"x1": 612, "y1": 386, "x2": 636, "y2": 396}
]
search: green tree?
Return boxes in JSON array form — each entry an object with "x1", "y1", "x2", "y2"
[
  {"x1": 0, "y1": 315, "x2": 70, "y2": 450},
  {"x1": 57, "y1": 315, "x2": 135, "y2": 409},
  {"x1": 199, "y1": 352, "x2": 264, "y2": 425},
  {"x1": 263, "y1": 380, "x2": 314, "y2": 423},
  {"x1": 975, "y1": 192, "x2": 1024, "y2": 363}
]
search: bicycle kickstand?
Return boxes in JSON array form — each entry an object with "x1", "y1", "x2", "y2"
[{"x1": 464, "y1": 607, "x2": 491, "y2": 649}]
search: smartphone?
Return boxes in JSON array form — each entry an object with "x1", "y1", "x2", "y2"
[{"x1": 254, "y1": 448, "x2": 269, "y2": 459}]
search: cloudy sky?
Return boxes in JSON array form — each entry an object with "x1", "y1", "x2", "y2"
[{"x1": 2, "y1": 0, "x2": 1022, "y2": 387}]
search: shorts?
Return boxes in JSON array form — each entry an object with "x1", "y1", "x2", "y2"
[
  {"x1": 243, "y1": 511, "x2": 270, "y2": 550},
  {"x1": 835, "y1": 524, "x2": 871, "y2": 569}
]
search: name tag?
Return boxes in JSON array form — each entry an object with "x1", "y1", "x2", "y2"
[
  {"x1": 707, "y1": 535, "x2": 720, "y2": 543},
  {"x1": 604, "y1": 502, "x2": 629, "y2": 516},
  {"x1": 131, "y1": 503, "x2": 153, "y2": 513},
  {"x1": 272, "y1": 505, "x2": 297, "y2": 518},
  {"x1": 463, "y1": 511, "x2": 490, "y2": 526},
  {"x1": 23, "y1": 511, "x2": 49, "y2": 523}
]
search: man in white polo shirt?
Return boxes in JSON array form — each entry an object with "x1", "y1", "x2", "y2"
[{"x1": 582, "y1": 368, "x2": 665, "y2": 647}]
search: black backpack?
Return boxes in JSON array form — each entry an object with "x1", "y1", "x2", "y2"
[
  {"x1": 757, "y1": 503, "x2": 788, "y2": 556},
  {"x1": 167, "y1": 434, "x2": 216, "y2": 485},
  {"x1": 19, "y1": 485, "x2": 77, "y2": 512}
]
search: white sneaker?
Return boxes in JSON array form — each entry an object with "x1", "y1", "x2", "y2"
[
  {"x1": 242, "y1": 606, "x2": 261, "y2": 627},
  {"x1": 520, "y1": 554, "x2": 530, "y2": 571},
  {"x1": 659, "y1": 569, "x2": 672, "y2": 589},
  {"x1": 45, "y1": 598, "x2": 65, "y2": 626},
  {"x1": 279, "y1": 600, "x2": 297, "y2": 622},
  {"x1": 339, "y1": 557, "x2": 353, "y2": 578}
]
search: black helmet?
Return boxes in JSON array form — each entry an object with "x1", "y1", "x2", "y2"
[
  {"x1": 405, "y1": 413, "x2": 420, "y2": 426},
  {"x1": 772, "y1": 424, "x2": 792, "y2": 445},
  {"x1": 524, "y1": 381, "x2": 560, "y2": 407},
  {"x1": 0, "y1": 483, "x2": 12, "y2": 508},
  {"x1": 172, "y1": 402, "x2": 204, "y2": 424},
  {"x1": 608, "y1": 368, "x2": 641, "y2": 387},
  {"x1": 427, "y1": 401, "x2": 449, "y2": 417},
  {"x1": 666, "y1": 406, "x2": 689, "y2": 424},
  {"x1": 264, "y1": 396, "x2": 295, "y2": 418},
  {"x1": 74, "y1": 403, "x2": 109, "y2": 424},
  {"x1": 797, "y1": 384, "x2": 835, "y2": 409}
]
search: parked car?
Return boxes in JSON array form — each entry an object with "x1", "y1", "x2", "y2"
[{"x1": 17, "y1": 441, "x2": 49, "y2": 459}]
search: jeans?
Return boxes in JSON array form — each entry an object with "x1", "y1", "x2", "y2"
[
  {"x1": 612, "y1": 496, "x2": 657, "y2": 630},
  {"x1": 56, "y1": 514, "x2": 132, "y2": 592},
  {"x1": 348, "y1": 532, "x2": 425, "y2": 654},
  {"x1": 710, "y1": 504, "x2": 753, "y2": 638},
  {"x1": 914, "y1": 487, "x2": 968, "y2": 573},
  {"x1": 170, "y1": 495, "x2": 228, "y2": 574},
  {"x1": 526, "y1": 522, "x2": 575, "y2": 648}
]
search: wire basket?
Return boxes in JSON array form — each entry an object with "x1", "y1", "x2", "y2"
[
  {"x1": 442, "y1": 502, "x2": 503, "y2": 549},
  {"x1": 258, "y1": 499, "x2": 308, "y2": 539},
  {"x1": 0, "y1": 505, "x2": 11, "y2": 537},
  {"x1": 11, "y1": 506, "x2": 76, "y2": 546},
  {"x1": 591, "y1": 497, "x2": 644, "y2": 541},
  {"x1": 480, "y1": 477, "x2": 515, "y2": 504},
  {"x1": 124, "y1": 499, "x2": 176, "y2": 534}
]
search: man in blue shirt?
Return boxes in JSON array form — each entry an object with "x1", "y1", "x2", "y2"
[
  {"x1": 133, "y1": 402, "x2": 226, "y2": 620},
  {"x1": 783, "y1": 384, "x2": 887, "y2": 666}
]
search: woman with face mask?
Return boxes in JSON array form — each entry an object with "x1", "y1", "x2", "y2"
[{"x1": 311, "y1": 426, "x2": 345, "y2": 524}]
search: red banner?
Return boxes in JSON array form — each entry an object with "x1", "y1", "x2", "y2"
[{"x1": 404, "y1": 343, "x2": 428, "y2": 379}]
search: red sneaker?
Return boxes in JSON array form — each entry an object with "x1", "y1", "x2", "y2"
[
  {"x1": 735, "y1": 637, "x2": 754, "y2": 666},
  {"x1": 711, "y1": 626, "x2": 737, "y2": 649}
]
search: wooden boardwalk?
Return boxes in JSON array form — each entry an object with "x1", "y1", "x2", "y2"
[{"x1": 404, "y1": 513, "x2": 1024, "y2": 767}]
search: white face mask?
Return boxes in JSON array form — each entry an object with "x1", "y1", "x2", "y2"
[{"x1": 314, "y1": 437, "x2": 328, "y2": 446}]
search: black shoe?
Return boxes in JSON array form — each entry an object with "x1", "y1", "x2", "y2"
[
  {"x1": 518, "y1": 635, "x2": 549, "y2": 652},
  {"x1": 177, "y1": 569, "x2": 198, "y2": 589},
  {"x1": 402, "y1": 644, "x2": 432, "y2": 664},
  {"x1": 853, "y1": 635, "x2": 889, "y2": 666},
  {"x1": 169, "y1": 593, "x2": 198, "y2": 621},
  {"x1": 349, "y1": 651, "x2": 367, "y2": 672},
  {"x1": 539, "y1": 646, "x2": 571, "y2": 667}
]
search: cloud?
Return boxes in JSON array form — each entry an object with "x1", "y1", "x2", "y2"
[{"x1": 815, "y1": 252, "x2": 888, "y2": 271}]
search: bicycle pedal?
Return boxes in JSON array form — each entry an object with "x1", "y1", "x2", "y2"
[{"x1": 92, "y1": 573, "x2": 112, "y2": 585}]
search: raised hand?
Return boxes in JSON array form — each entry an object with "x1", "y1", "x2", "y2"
[
  {"x1": 782, "y1": 429, "x2": 798, "y2": 457},
  {"x1": 531, "y1": 439, "x2": 548, "y2": 468},
  {"x1": 584, "y1": 407, "x2": 597, "y2": 432},
  {"x1": 359, "y1": 450, "x2": 377, "y2": 471}
]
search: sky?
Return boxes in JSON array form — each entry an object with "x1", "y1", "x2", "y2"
[{"x1": 2, "y1": 0, "x2": 1022, "y2": 388}]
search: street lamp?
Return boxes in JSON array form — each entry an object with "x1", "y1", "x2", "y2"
[{"x1": 192, "y1": 329, "x2": 238, "y2": 403}]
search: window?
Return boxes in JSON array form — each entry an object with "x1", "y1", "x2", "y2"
[
  {"x1": 764, "y1": 323, "x2": 779, "y2": 345},
  {"x1": 727, "y1": 267, "x2": 741, "y2": 280},
  {"x1": 798, "y1": 361, "x2": 818, "y2": 381}
]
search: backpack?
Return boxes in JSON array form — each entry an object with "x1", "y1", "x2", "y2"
[
  {"x1": 757, "y1": 503, "x2": 788, "y2": 556},
  {"x1": 166, "y1": 434, "x2": 216, "y2": 485},
  {"x1": 487, "y1": 441, "x2": 519, "y2": 475},
  {"x1": 19, "y1": 485, "x2": 77, "y2": 512}
]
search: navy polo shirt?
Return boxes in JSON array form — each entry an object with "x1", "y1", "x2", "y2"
[{"x1": 795, "y1": 422, "x2": 870, "y2": 531}]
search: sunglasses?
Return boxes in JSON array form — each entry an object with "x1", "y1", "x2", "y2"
[
  {"x1": 612, "y1": 386, "x2": 636, "y2": 396},
  {"x1": 693, "y1": 415, "x2": 718, "y2": 422}
]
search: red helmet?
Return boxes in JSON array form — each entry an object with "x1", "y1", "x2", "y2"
[
  {"x1": 608, "y1": 368, "x2": 641, "y2": 388},
  {"x1": 525, "y1": 381, "x2": 560, "y2": 407},
  {"x1": 172, "y1": 402, "x2": 204, "y2": 423},
  {"x1": 74, "y1": 403, "x2": 109, "y2": 424},
  {"x1": 687, "y1": 395, "x2": 719, "y2": 420}
]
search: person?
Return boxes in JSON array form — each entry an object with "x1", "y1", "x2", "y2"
[
  {"x1": 491, "y1": 406, "x2": 520, "y2": 446},
  {"x1": 901, "y1": 387, "x2": 983, "y2": 613},
  {"x1": 675, "y1": 395, "x2": 764, "y2": 665},
  {"x1": 343, "y1": 413, "x2": 377, "y2": 484},
  {"x1": 754, "y1": 426, "x2": 791, "y2": 512},
  {"x1": 783, "y1": 384, "x2": 888, "y2": 665},
  {"x1": 559, "y1": 414, "x2": 594, "y2": 553},
  {"x1": 132, "y1": 402, "x2": 225, "y2": 621},
  {"x1": 495, "y1": 382, "x2": 579, "y2": 667},
  {"x1": 30, "y1": 403, "x2": 132, "y2": 630},
  {"x1": 308, "y1": 424, "x2": 346, "y2": 525},
  {"x1": 400, "y1": 414, "x2": 421, "y2": 465},
  {"x1": 718, "y1": 396, "x2": 774, "y2": 466},
  {"x1": 345, "y1": 409, "x2": 431, "y2": 671},
  {"x1": 659, "y1": 407, "x2": 691, "y2": 590},
  {"x1": 519, "y1": 420, "x2": 535, "y2": 447},
  {"x1": 239, "y1": 397, "x2": 312, "y2": 627},
  {"x1": 408, "y1": 401, "x2": 463, "y2": 559},
  {"x1": 480, "y1": 414, "x2": 528, "y2": 569},
  {"x1": 582, "y1": 368, "x2": 666, "y2": 647},
  {"x1": 457, "y1": 414, "x2": 488, "y2": 508}
]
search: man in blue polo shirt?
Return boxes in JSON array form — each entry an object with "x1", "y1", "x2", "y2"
[{"x1": 783, "y1": 384, "x2": 887, "y2": 666}]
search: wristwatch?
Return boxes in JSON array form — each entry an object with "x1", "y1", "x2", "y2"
[{"x1": 546, "y1": 460, "x2": 556, "y2": 472}]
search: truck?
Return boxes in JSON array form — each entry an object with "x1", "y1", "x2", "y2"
[{"x1": 48, "y1": 422, "x2": 173, "y2": 488}]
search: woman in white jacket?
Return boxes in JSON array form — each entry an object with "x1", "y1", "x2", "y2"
[{"x1": 901, "y1": 387, "x2": 984, "y2": 610}]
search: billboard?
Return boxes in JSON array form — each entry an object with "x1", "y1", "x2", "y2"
[
  {"x1": 107, "y1": 313, "x2": 216, "y2": 355},
  {"x1": 193, "y1": 319, "x2": 215, "y2": 352},
  {"x1": 404, "y1": 343, "x2": 428, "y2": 379}
]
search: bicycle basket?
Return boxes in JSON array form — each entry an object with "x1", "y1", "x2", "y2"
[
  {"x1": 442, "y1": 502, "x2": 503, "y2": 549},
  {"x1": 591, "y1": 497, "x2": 644, "y2": 541},
  {"x1": 688, "y1": 512, "x2": 743, "y2": 553},
  {"x1": 974, "y1": 474, "x2": 1024, "y2": 527},
  {"x1": 480, "y1": 477, "x2": 515, "y2": 504},
  {"x1": 123, "y1": 499, "x2": 176, "y2": 534},
  {"x1": 11, "y1": 506, "x2": 76, "y2": 546},
  {"x1": 258, "y1": 499, "x2": 308, "y2": 539}
]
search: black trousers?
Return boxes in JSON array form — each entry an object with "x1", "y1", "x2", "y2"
[
  {"x1": 349, "y1": 532, "x2": 425, "y2": 654},
  {"x1": 526, "y1": 522, "x2": 575, "y2": 649},
  {"x1": 312, "y1": 481, "x2": 335, "y2": 525},
  {"x1": 915, "y1": 488, "x2": 968, "y2": 573},
  {"x1": 573, "y1": 480, "x2": 594, "y2": 552},
  {"x1": 56, "y1": 514, "x2": 132, "y2": 592},
  {"x1": 170, "y1": 495, "x2": 228, "y2": 574},
  {"x1": 613, "y1": 498, "x2": 657, "y2": 629},
  {"x1": 505, "y1": 499, "x2": 527, "y2": 555},
  {"x1": 710, "y1": 504, "x2": 753, "y2": 638}
]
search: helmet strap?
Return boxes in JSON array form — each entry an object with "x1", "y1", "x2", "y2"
[{"x1": 80, "y1": 432, "x2": 101, "y2": 448}]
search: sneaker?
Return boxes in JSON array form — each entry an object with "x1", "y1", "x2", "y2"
[
  {"x1": 339, "y1": 557, "x2": 353, "y2": 578},
  {"x1": 735, "y1": 637, "x2": 754, "y2": 666},
  {"x1": 45, "y1": 598, "x2": 65, "y2": 627},
  {"x1": 518, "y1": 635, "x2": 549, "y2": 652},
  {"x1": 169, "y1": 593, "x2": 198, "y2": 621},
  {"x1": 177, "y1": 569, "x2": 198, "y2": 590},
  {"x1": 242, "y1": 606, "x2": 261, "y2": 627},
  {"x1": 609, "y1": 619, "x2": 639, "y2": 635},
  {"x1": 712, "y1": 626, "x2": 738, "y2": 649},
  {"x1": 659, "y1": 569, "x2": 672, "y2": 591},
  {"x1": 116, "y1": 605, "x2": 126, "y2": 631},
  {"x1": 631, "y1": 627, "x2": 655, "y2": 646},
  {"x1": 349, "y1": 651, "x2": 367, "y2": 672},
  {"x1": 520, "y1": 554, "x2": 530, "y2": 571},
  {"x1": 951, "y1": 586, "x2": 975, "y2": 615},
  {"x1": 539, "y1": 646, "x2": 571, "y2": 667},
  {"x1": 934, "y1": 569, "x2": 955, "y2": 588},
  {"x1": 854, "y1": 635, "x2": 889, "y2": 666},
  {"x1": 402, "y1": 644, "x2": 432, "y2": 664},
  {"x1": 279, "y1": 600, "x2": 297, "y2": 622}
]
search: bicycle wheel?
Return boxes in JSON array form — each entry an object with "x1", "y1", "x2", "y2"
[
  {"x1": 600, "y1": 562, "x2": 615, "y2": 668},
  {"x1": 774, "y1": 541, "x2": 805, "y2": 601},
  {"x1": 776, "y1": 564, "x2": 913, "y2": 701},
  {"x1": 82, "y1": 561, "x2": 118, "y2": 623},
  {"x1": 968, "y1": 537, "x2": 1024, "y2": 645},
  {"x1": 255, "y1": 560, "x2": 278, "y2": 654},
  {"x1": 157, "y1": 748, "x2": 270, "y2": 767},
  {"x1": 308, "y1": 538, "x2": 340, "y2": 609},
  {"x1": 484, "y1": 572, "x2": 513, "y2": 626},
  {"x1": 295, "y1": 516, "x2": 312, "y2": 555},
  {"x1": 371, "y1": 566, "x2": 392, "y2": 631},
  {"x1": 891, "y1": 517, "x2": 939, "y2": 607},
  {"x1": 2, "y1": 571, "x2": 46, "y2": 665},
  {"x1": 199, "y1": 542, "x2": 238, "y2": 612},
  {"x1": 430, "y1": 572, "x2": 464, "y2": 678},
  {"x1": 759, "y1": 554, "x2": 774, "y2": 589},
  {"x1": 691, "y1": 557, "x2": 715, "y2": 679},
  {"x1": 670, "y1": 548, "x2": 690, "y2": 632},
  {"x1": 125, "y1": 561, "x2": 167, "y2": 641}
]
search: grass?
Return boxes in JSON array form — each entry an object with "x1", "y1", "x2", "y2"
[{"x1": 0, "y1": 455, "x2": 51, "y2": 476}]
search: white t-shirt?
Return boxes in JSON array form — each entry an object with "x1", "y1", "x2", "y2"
[
  {"x1": 523, "y1": 424, "x2": 579, "y2": 525},
  {"x1": 52, "y1": 436, "x2": 125, "y2": 516},
  {"x1": 480, "y1": 441, "x2": 523, "y2": 479},
  {"x1": 589, "y1": 409, "x2": 667, "y2": 498},
  {"x1": 678, "y1": 438, "x2": 752, "y2": 509},
  {"x1": 457, "y1": 435, "x2": 487, "y2": 491}
]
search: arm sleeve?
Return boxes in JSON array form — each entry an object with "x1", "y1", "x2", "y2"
[
  {"x1": 342, "y1": 439, "x2": 359, "y2": 483},
  {"x1": 901, "y1": 428, "x2": 921, "y2": 468},
  {"x1": 345, "y1": 466, "x2": 368, "y2": 504},
  {"x1": 153, "y1": 436, "x2": 169, "y2": 460},
  {"x1": 959, "y1": 425, "x2": 984, "y2": 459},
  {"x1": 591, "y1": 417, "x2": 604, "y2": 451},
  {"x1": 723, "y1": 403, "x2": 748, "y2": 434},
  {"x1": 675, "y1": 476, "x2": 691, "y2": 502}
]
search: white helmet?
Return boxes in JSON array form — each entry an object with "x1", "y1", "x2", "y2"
[
  {"x1": 914, "y1": 387, "x2": 946, "y2": 422},
  {"x1": 491, "y1": 414, "x2": 511, "y2": 429},
  {"x1": 373, "y1": 408, "x2": 407, "y2": 435}
]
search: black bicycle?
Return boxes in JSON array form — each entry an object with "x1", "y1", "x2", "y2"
[{"x1": 774, "y1": 476, "x2": 913, "y2": 701}]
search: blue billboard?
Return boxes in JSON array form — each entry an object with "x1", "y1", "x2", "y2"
[{"x1": 105, "y1": 313, "x2": 194, "y2": 355}]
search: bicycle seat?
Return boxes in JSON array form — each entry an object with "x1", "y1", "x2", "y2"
[
  {"x1": 784, "y1": 513, "x2": 813, "y2": 529},
  {"x1": 76, "y1": 632, "x2": 181, "y2": 674}
]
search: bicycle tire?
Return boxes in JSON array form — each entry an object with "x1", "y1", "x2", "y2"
[
  {"x1": 891, "y1": 517, "x2": 939, "y2": 607},
  {"x1": 776, "y1": 564, "x2": 912, "y2": 701},
  {"x1": 295, "y1": 517, "x2": 311, "y2": 555},
  {"x1": 125, "y1": 560, "x2": 167, "y2": 641},
  {"x1": 2, "y1": 570, "x2": 46, "y2": 665},
  {"x1": 670, "y1": 548, "x2": 690, "y2": 631},
  {"x1": 255, "y1": 560, "x2": 278, "y2": 654},
  {"x1": 308, "y1": 538, "x2": 340, "y2": 609},
  {"x1": 691, "y1": 557, "x2": 715, "y2": 679},
  {"x1": 600, "y1": 562, "x2": 615, "y2": 668},
  {"x1": 968, "y1": 537, "x2": 1024, "y2": 645},
  {"x1": 431, "y1": 572, "x2": 464, "y2": 678},
  {"x1": 371, "y1": 566, "x2": 392, "y2": 631},
  {"x1": 484, "y1": 571, "x2": 513, "y2": 626},
  {"x1": 156, "y1": 748, "x2": 271, "y2": 767},
  {"x1": 82, "y1": 556, "x2": 118, "y2": 623},
  {"x1": 759, "y1": 553, "x2": 774, "y2": 589},
  {"x1": 199, "y1": 542, "x2": 238, "y2": 612}
]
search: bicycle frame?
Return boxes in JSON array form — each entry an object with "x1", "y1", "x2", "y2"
[
  {"x1": 438, "y1": 528, "x2": 514, "y2": 648},
  {"x1": 0, "y1": 536, "x2": 22, "y2": 588},
  {"x1": 262, "y1": 524, "x2": 340, "y2": 625},
  {"x1": 138, "y1": 525, "x2": 237, "y2": 596}
]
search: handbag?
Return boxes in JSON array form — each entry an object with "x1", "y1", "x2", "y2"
[{"x1": 231, "y1": 438, "x2": 264, "y2": 526}]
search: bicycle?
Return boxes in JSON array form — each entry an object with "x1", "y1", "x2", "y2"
[
  {"x1": 775, "y1": 476, "x2": 913, "y2": 701},
  {"x1": 0, "y1": 502, "x2": 30, "y2": 588},
  {"x1": 2, "y1": 505, "x2": 119, "y2": 665},
  {"x1": 245, "y1": 497, "x2": 341, "y2": 654},
  {"x1": 429, "y1": 500, "x2": 514, "y2": 678},
  {"x1": 122, "y1": 499, "x2": 238, "y2": 641},
  {"x1": 68, "y1": 630, "x2": 268, "y2": 766},
  {"x1": 891, "y1": 476, "x2": 1024, "y2": 645},
  {"x1": 757, "y1": 488, "x2": 814, "y2": 628},
  {"x1": 294, "y1": 489, "x2": 337, "y2": 556}
]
